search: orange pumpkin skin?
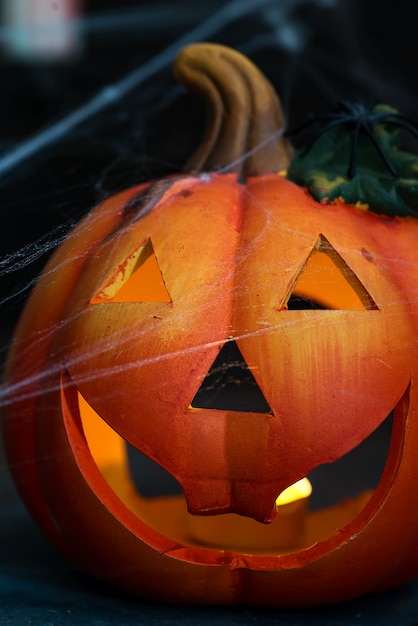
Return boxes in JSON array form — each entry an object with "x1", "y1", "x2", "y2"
[{"x1": 4, "y1": 171, "x2": 418, "y2": 607}]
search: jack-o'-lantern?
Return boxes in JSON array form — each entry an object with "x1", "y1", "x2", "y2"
[{"x1": 3, "y1": 43, "x2": 418, "y2": 608}]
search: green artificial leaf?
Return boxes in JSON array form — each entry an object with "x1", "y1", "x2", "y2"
[{"x1": 287, "y1": 104, "x2": 418, "y2": 217}]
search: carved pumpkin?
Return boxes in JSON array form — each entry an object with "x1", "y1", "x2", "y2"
[{"x1": 3, "y1": 43, "x2": 418, "y2": 607}]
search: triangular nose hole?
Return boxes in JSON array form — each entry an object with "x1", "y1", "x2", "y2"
[
  {"x1": 91, "y1": 238, "x2": 171, "y2": 304},
  {"x1": 191, "y1": 340, "x2": 272, "y2": 413},
  {"x1": 287, "y1": 235, "x2": 378, "y2": 311}
]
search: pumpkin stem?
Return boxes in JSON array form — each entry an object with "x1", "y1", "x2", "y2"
[{"x1": 173, "y1": 43, "x2": 293, "y2": 178}]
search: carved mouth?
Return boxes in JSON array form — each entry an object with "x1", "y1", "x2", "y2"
[{"x1": 61, "y1": 373, "x2": 409, "y2": 558}]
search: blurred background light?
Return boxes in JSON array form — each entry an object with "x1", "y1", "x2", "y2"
[{"x1": 2, "y1": 0, "x2": 83, "y2": 61}]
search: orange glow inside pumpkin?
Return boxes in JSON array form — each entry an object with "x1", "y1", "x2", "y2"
[
  {"x1": 287, "y1": 235, "x2": 377, "y2": 311},
  {"x1": 76, "y1": 388, "x2": 383, "y2": 552},
  {"x1": 91, "y1": 238, "x2": 171, "y2": 304},
  {"x1": 78, "y1": 389, "x2": 315, "y2": 550}
]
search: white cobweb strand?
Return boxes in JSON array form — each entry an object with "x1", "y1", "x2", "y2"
[
  {"x1": 0, "y1": 1, "x2": 413, "y2": 413},
  {"x1": 0, "y1": 0, "x2": 311, "y2": 179},
  {"x1": 0, "y1": 0, "x2": 340, "y2": 360},
  {"x1": 0, "y1": 181, "x2": 411, "y2": 410}
]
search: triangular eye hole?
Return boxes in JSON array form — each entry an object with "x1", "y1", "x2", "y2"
[
  {"x1": 191, "y1": 339, "x2": 272, "y2": 413},
  {"x1": 285, "y1": 235, "x2": 378, "y2": 311},
  {"x1": 91, "y1": 238, "x2": 171, "y2": 304}
]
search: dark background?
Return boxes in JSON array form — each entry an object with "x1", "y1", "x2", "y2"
[{"x1": 2, "y1": 1, "x2": 418, "y2": 624}]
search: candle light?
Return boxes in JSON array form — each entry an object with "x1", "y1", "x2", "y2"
[
  {"x1": 77, "y1": 387, "x2": 312, "y2": 553},
  {"x1": 187, "y1": 478, "x2": 312, "y2": 552}
]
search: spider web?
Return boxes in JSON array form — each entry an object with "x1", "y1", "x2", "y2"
[{"x1": 0, "y1": 0, "x2": 414, "y2": 576}]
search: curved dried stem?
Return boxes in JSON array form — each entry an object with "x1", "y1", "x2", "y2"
[{"x1": 173, "y1": 43, "x2": 293, "y2": 178}]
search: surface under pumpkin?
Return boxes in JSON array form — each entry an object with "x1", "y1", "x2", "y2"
[{"x1": 3, "y1": 43, "x2": 418, "y2": 607}]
